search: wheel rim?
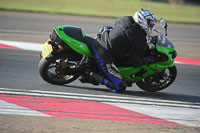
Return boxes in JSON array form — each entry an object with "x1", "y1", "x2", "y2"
[
  {"x1": 143, "y1": 68, "x2": 172, "y2": 88},
  {"x1": 136, "y1": 66, "x2": 177, "y2": 92},
  {"x1": 47, "y1": 58, "x2": 78, "y2": 83}
]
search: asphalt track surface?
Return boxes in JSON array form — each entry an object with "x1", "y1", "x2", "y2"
[{"x1": 0, "y1": 10, "x2": 200, "y2": 132}]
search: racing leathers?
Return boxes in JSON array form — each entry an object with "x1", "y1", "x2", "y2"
[{"x1": 91, "y1": 16, "x2": 152, "y2": 92}]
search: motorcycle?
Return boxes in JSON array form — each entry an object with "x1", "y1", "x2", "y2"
[{"x1": 38, "y1": 18, "x2": 177, "y2": 92}]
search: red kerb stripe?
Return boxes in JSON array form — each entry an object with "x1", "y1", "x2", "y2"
[
  {"x1": 0, "y1": 43, "x2": 21, "y2": 49},
  {"x1": 0, "y1": 94, "x2": 182, "y2": 126},
  {"x1": 175, "y1": 56, "x2": 200, "y2": 65}
]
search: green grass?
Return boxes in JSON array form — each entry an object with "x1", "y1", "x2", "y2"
[{"x1": 0, "y1": 0, "x2": 200, "y2": 24}]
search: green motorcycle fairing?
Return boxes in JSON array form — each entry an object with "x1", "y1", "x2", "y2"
[
  {"x1": 118, "y1": 35, "x2": 176, "y2": 82},
  {"x1": 55, "y1": 25, "x2": 175, "y2": 83}
]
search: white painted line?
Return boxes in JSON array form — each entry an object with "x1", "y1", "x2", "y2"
[
  {"x1": 0, "y1": 88, "x2": 200, "y2": 109},
  {"x1": 0, "y1": 40, "x2": 42, "y2": 51},
  {"x1": 0, "y1": 100, "x2": 50, "y2": 117}
]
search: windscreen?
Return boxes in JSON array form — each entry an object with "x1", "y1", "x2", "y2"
[{"x1": 156, "y1": 34, "x2": 175, "y2": 48}]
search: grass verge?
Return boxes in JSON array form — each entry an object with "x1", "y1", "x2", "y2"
[{"x1": 0, "y1": 0, "x2": 200, "y2": 24}]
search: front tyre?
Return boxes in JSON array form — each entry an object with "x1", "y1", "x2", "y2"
[
  {"x1": 136, "y1": 66, "x2": 177, "y2": 92},
  {"x1": 38, "y1": 54, "x2": 80, "y2": 85}
]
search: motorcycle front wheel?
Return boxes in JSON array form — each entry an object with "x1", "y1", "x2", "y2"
[
  {"x1": 136, "y1": 66, "x2": 177, "y2": 92},
  {"x1": 38, "y1": 54, "x2": 81, "y2": 85}
]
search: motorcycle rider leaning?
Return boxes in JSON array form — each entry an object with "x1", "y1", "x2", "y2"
[{"x1": 90, "y1": 8, "x2": 157, "y2": 93}]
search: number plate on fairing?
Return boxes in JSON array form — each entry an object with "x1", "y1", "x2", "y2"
[{"x1": 42, "y1": 41, "x2": 53, "y2": 59}]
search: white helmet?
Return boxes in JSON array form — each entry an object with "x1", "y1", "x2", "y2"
[{"x1": 133, "y1": 8, "x2": 156, "y2": 36}]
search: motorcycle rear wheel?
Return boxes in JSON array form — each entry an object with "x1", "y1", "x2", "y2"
[
  {"x1": 38, "y1": 54, "x2": 81, "y2": 85},
  {"x1": 136, "y1": 66, "x2": 177, "y2": 92}
]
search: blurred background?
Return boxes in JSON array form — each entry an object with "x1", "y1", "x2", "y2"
[
  {"x1": 0, "y1": 0, "x2": 200, "y2": 24},
  {"x1": 150, "y1": 0, "x2": 200, "y2": 5}
]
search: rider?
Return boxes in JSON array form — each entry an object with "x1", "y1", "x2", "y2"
[{"x1": 90, "y1": 8, "x2": 157, "y2": 93}]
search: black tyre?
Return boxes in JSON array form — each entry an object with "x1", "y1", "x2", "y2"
[
  {"x1": 38, "y1": 54, "x2": 80, "y2": 85},
  {"x1": 136, "y1": 66, "x2": 177, "y2": 92}
]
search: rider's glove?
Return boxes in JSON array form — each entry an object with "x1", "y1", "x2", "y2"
[{"x1": 147, "y1": 43, "x2": 155, "y2": 50}]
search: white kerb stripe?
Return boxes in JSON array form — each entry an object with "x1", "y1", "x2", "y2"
[
  {"x1": 0, "y1": 40, "x2": 42, "y2": 51},
  {"x1": 0, "y1": 100, "x2": 50, "y2": 117}
]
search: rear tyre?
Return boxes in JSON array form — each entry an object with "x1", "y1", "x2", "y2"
[
  {"x1": 136, "y1": 66, "x2": 177, "y2": 92},
  {"x1": 38, "y1": 54, "x2": 80, "y2": 85}
]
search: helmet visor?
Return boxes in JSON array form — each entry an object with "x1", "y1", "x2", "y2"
[
  {"x1": 147, "y1": 18, "x2": 156, "y2": 29},
  {"x1": 147, "y1": 18, "x2": 156, "y2": 36}
]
